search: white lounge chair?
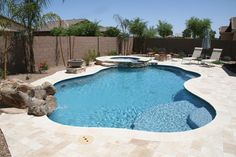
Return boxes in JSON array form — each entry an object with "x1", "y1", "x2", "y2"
[
  {"x1": 201, "y1": 48, "x2": 222, "y2": 65},
  {"x1": 182, "y1": 47, "x2": 203, "y2": 64}
]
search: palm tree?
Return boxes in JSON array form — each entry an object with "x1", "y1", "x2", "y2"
[
  {"x1": 0, "y1": 0, "x2": 64, "y2": 73},
  {"x1": 113, "y1": 14, "x2": 130, "y2": 55}
]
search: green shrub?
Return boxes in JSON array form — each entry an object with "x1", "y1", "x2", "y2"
[
  {"x1": 103, "y1": 27, "x2": 120, "y2": 37},
  {"x1": 88, "y1": 50, "x2": 97, "y2": 61},
  {"x1": 67, "y1": 20, "x2": 100, "y2": 36},
  {"x1": 83, "y1": 50, "x2": 98, "y2": 66},
  {"x1": 83, "y1": 53, "x2": 91, "y2": 66},
  {"x1": 107, "y1": 50, "x2": 118, "y2": 56},
  {"x1": 51, "y1": 27, "x2": 67, "y2": 36}
]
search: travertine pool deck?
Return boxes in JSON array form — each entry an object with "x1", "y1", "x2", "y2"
[{"x1": 1, "y1": 60, "x2": 236, "y2": 157}]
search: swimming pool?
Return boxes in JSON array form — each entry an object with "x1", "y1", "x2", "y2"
[{"x1": 49, "y1": 66, "x2": 216, "y2": 132}]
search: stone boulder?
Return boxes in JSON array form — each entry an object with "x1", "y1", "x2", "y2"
[
  {"x1": 41, "y1": 82, "x2": 56, "y2": 95},
  {"x1": 0, "y1": 79, "x2": 57, "y2": 116}
]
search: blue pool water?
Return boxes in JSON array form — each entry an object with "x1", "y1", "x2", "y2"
[{"x1": 49, "y1": 66, "x2": 216, "y2": 132}]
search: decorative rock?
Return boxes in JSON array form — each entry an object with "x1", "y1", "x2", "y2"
[
  {"x1": 34, "y1": 88, "x2": 47, "y2": 100},
  {"x1": 45, "y1": 95, "x2": 57, "y2": 115},
  {"x1": 41, "y1": 82, "x2": 56, "y2": 95},
  {"x1": 28, "y1": 98, "x2": 47, "y2": 116},
  {"x1": 0, "y1": 87, "x2": 29, "y2": 109},
  {"x1": 0, "y1": 79, "x2": 57, "y2": 116},
  {"x1": 16, "y1": 83, "x2": 35, "y2": 97}
]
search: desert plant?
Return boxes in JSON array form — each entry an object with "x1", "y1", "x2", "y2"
[
  {"x1": 83, "y1": 53, "x2": 91, "y2": 66},
  {"x1": 107, "y1": 50, "x2": 118, "y2": 56},
  {"x1": 88, "y1": 50, "x2": 97, "y2": 61}
]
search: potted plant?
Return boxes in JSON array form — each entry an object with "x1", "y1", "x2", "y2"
[{"x1": 38, "y1": 62, "x2": 49, "y2": 73}]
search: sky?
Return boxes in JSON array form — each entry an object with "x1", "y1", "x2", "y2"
[{"x1": 44, "y1": 0, "x2": 236, "y2": 37}]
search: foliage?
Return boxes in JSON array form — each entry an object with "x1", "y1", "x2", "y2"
[
  {"x1": 129, "y1": 18, "x2": 147, "y2": 38},
  {"x1": 88, "y1": 49, "x2": 97, "y2": 61},
  {"x1": 107, "y1": 50, "x2": 118, "y2": 56},
  {"x1": 83, "y1": 53, "x2": 91, "y2": 66},
  {"x1": 51, "y1": 27, "x2": 67, "y2": 36},
  {"x1": 209, "y1": 30, "x2": 216, "y2": 39},
  {"x1": 103, "y1": 27, "x2": 120, "y2": 37},
  {"x1": 113, "y1": 14, "x2": 130, "y2": 35},
  {"x1": 38, "y1": 62, "x2": 48, "y2": 72},
  {"x1": 157, "y1": 20, "x2": 173, "y2": 38},
  {"x1": 64, "y1": 20, "x2": 100, "y2": 36},
  {"x1": 0, "y1": 0, "x2": 63, "y2": 73},
  {"x1": 185, "y1": 17, "x2": 212, "y2": 39},
  {"x1": 143, "y1": 26, "x2": 157, "y2": 38},
  {"x1": 83, "y1": 49, "x2": 98, "y2": 66},
  {"x1": 182, "y1": 28, "x2": 191, "y2": 38}
]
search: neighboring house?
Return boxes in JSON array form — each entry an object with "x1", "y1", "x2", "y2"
[
  {"x1": 0, "y1": 15, "x2": 25, "y2": 32},
  {"x1": 35, "y1": 18, "x2": 88, "y2": 36},
  {"x1": 35, "y1": 18, "x2": 108, "y2": 36},
  {"x1": 219, "y1": 17, "x2": 236, "y2": 40}
]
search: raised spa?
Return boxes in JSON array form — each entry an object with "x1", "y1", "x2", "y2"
[{"x1": 49, "y1": 66, "x2": 216, "y2": 132}]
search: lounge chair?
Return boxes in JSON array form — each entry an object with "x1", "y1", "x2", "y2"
[
  {"x1": 201, "y1": 48, "x2": 222, "y2": 65},
  {"x1": 181, "y1": 47, "x2": 203, "y2": 64}
]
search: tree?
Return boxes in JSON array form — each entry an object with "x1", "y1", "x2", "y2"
[
  {"x1": 185, "y1": 17, "x2": 212, "y2": 39},
  {"x1": 157, "y1": 20, "x2": 173, "y2": 38},
  {"x1": 129, "y1": 18, "x2": 147, "y2": 38},
  {"x1": 103, "y1": 27, "x2": 120, "y2": 37},
  {"x1": 209, "y1": 30, "x2": 216, "y2": 39},
  {"x1": 182, "y1": 28, "x2": 191, "y2": 38},
  {"x1": 0, "y1": 18, "x2": 11, "y2": 79},
  {"x1": 66, "y1": 20, "x2": 100, "y2": 36},
  {"x1": 113, "y1": 14, "x2": 131, "y2": 55},
  {"x1": 143, "y1": 26, "x2": 157, "y2": 38},
  {"x1": 0, "y1": 0, "x2": 64, "y2": 73}
]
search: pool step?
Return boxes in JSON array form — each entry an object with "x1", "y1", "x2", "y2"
[
  {"x1": 101, "y1": 62, "x2": 118, "y2": 67},
  {"x1": 131, "y1": 101, "x2": 213, "y2": 132},
  {"x1": 187, "y1": 107, "x2": 213, "y2": 129}
]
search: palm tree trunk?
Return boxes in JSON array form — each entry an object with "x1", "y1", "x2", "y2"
[
  {"x1": 59, "y1": 36, "x2": 66, "y2": 66},
  {"x1": 3, "y1": 33, "x2": 8, "y2": 79}
]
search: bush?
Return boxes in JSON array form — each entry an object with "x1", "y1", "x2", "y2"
[
  {"x1": 88, "y1": 50, "x2": 97, "y2": 61},
  {"x1": 38, "y1": 62, "x2": 49, "y2": 72},
  {"x1": 67, "y1": 20, "x2": 100, "y2": 36},
  {"x1": 51, "y1": 27, "x2": 67, "y2": 36},
  {"x1": 83, "y1": 50, "x2": 98, "y2": 66},
  {"x1": 103, "y1": 27, "x2": 120, "y2": 37},
  {"x1": 107, "y1": 50, "x2": 118, "y2": 56}
]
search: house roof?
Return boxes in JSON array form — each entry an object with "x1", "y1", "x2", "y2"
[
  {"x1": 231, "y1": 17, "x2": 236, "y2": 30},
  {"x1": 38, "y1": 19, "x2": 87, "y2": 31},
  {"x1": 219, "y1": 26, "x2": 228, "y2": 33},
  {"x1": 0, "y1": 15, "x2": 25, "y2": 32}
]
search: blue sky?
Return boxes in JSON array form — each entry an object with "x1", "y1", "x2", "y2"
[{"x1": 44, "y1": 0, "x2": 236, "y2": 37}]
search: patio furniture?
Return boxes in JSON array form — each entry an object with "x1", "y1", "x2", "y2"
[
  {"x1": 181, "y1": 47, "x2": 203, "y2": 64},
  {"x1": 201, "y1": 48, "x2": 222, "y2": 65}
]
